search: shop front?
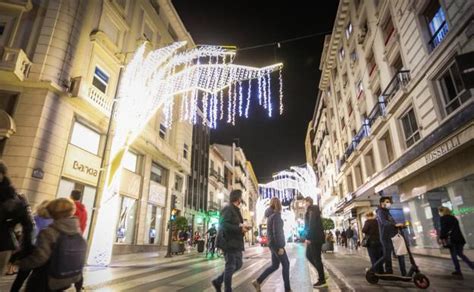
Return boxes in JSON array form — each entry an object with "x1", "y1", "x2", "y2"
[
  {"x1": 146, "y1": 179, "x2": 167, "y2": 245},
  {"x1": 376, "y1": 123, "x2": 474, "y2": 257}
]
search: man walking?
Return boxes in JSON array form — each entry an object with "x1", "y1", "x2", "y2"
[
  {"x1": 212, "y1": 190, "x2": 249, "y2": 292},
  {"x1": 346, "y1": 226, "x2": 354, "y2": 249},
  {"x1": 304, "y1": 196, "x2": 327, "y2": 288},
  {"x1": 335, "y1": 229, "x2": 341, "y2": 245},
  {"x1": 70, "y1": 189, "x2": 87, "y2": 291}
]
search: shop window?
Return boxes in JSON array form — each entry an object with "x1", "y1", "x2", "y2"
[
  {"x1": 56, "y1": 178, "x2": 96, "y2": 239},
  {"x1": 116, "y1": 196, "x2": 137, "y2": 244},
  {"x1": 145, "y1": 204, "x2": 162, "y2": 244},
  {"x1": 151, "y1": 162, "x2": 167, "y2": 185},
  {"x1": 123, "y1": 151, "x2": 138, "y2": 172},
  {"x1": 92, "y1": 66, "x2": 109, "y2": 94},
  {"x1": 159, "y1": 123, "x2": 167, "y2": 139},
  {"x1": 70, "y1": 122, "x2": 101, "y2": 155},
  {"x1": 183, "y1": 144, "x2": 189, "y2": 159},
  {"x1": 438, "y1": 61, "x2": 469, "y2": 115},
  {"x1": 400, "y1": 108, "x2": 421, "y2": 148},
  {"x1": 174, "y1": 174, "x2": 183, "y2": 192},
  {"x1": 424, "y1": 0, "x2": 448, "y2": 50},
  {"x1": 345, "y1": 22, "x2": 353, "y2": 39}
]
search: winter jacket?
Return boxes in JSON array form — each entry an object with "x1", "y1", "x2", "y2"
[
  {"x1": 218, "y1": 204, "x2": 244, "y2": 252},
  {"x1": 440, "y1": 214, "x2": 466, "y2": 245},
  {"x1": 265, "y1": 207, "x2": 285, "y2": 249},
  {"x1": 304, "y1": 205, "x2": 325, "y2": 244},
  {"x1": 73, "y1": 201, "x2": 87, "y2": 234},
  {"x1": 346, "y1": 227, "x2": 354, "y2": 239},
  {"x1": 18, "y1": 217, "x2": 83, "y2": 291},
  {"x1": 34, "y1": 215, "x2": 53, "y2": 238},
  {"x1": 376, "y1": 207, "x2": 397, "y2": 242},
  {"x1": 362, "y1": 218, "x2": 382, "y2": 246},
  {"x1": 0, "y1": 178, "x2": 34, "y2": 252}
]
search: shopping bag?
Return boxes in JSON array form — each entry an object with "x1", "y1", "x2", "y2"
[{"x1": 391, "y1": 233, "x2": 408, "y2": 256}]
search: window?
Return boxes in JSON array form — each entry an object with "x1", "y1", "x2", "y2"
[
  {"x1": 210, "y1": 160, "x2": 215, "y2": 172},
  {"x1": 151, "y1": 162, "x2": 166, "y2": 185},
  {"x1": 342, "y1": 73, "x2": 348, "y2": 88},
  {"x1": 367, "y1": 50, "x2": 377, "y2": 77},
  {"x1": 0, "y1": 22, "x2": 5, "y2": 36},
  {"x1": 401, "y1": 108, "x2": 420, "y2": 147},
  {"x1": 364, "y1": 150, "x2": 376, "y2": 177},
  {"x1": 439, "y1": 62, "x2": 468, "y2": 114},
  {"x1": 383, "y1": 17, "x2": 395, "y2": 45},
  {"x1": 168, "y1": 24, "x2": 178, "y2": 41},
  {"x1": 356, "y1": 80, "x2": 365, "y2": 99},
  {"x1": 347, "y1": 174, "x2": 354, "y2": 193},
  {"x1": 339, "y1": 47, "x2": 345, "y2": 62},
  {"x1": 424, "y1": 0, "x2": 448, "y2": 49},
  {"x1": 116, "y1": 0, "x2": 127, "y2": 8},
  {"x1": 183, "y1": 144, "x2": 189, "y2": 159},
  {"x1": 159, "y1": 123, "x2": 167, "y2": 139},
  {"x1": 123, "y1": 151, "x2": 138, "y2": 172},
  {"x1": 92, "y1": 66, "x2": 109, "y2": 94},
  {"x1": 347, "y1": 102, "x2": 353, "y2": 117},
  {"x1": 116, "y1": 196, "x2": 137, "y2": 244},
  {"x1": 174, "y1": 174, "x2": 183, "y2": 192},
  {"x1": 70, "y1": 122, "x2": 101, "y2": 155},
  {"x1": 145, "y1": 205, "x2": 162, "y2": 244},
  {"x1": 350, "y1": 49, "x2": 358, "y2": 64},
  {"x1": 380, "y1": 131, "x2": 394, "y2": 165},
  {"x1": 143, "y1": 20, "x2": 154, "y2": 42},
  {"x1": 345, "y1": 22, "x2": 353, "y2": 39}
]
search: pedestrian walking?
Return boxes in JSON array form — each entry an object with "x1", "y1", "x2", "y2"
[
  {"x1": 362, "y1": 211, "x2": 383, "y2": 273},
  {"x1": 346, "y1": 226, "x2": 355, "y2": 249},
  {"x1": 212, "y1": 190, "x2": 249, "y2": 292},
  {"x1": 438, "y1": 206, "x2": 474, "y2": 278},
  {"x1": 70, "y1": 190, "x2": 87, "y2": 291},
  {"x1": 16, "y1": 198, "x2": 87, "y2": 292},
  {"x1": 252, "y1": 197, "x2": 291, "y2": 292},
  {"x1": 10, "y1": 200, "x2": 53, "y2": 292},
  {"x1": 304, "y1": 196, "x2": 327, "y2": 288},
  {"x1": 341, "y1": 229, "x2": 347, "y2": 248},
  {"x1": 372, "y1": 197, "x2": 406, "y2": 276},
  {"x1": 0, "y1": 162, "x2": 34, "y2": 279},
  {"x1": 335, "y1": 229, "x2": 341, "y2": 245}
]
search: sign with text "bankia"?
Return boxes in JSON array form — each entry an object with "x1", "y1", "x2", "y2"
[
  {"x1": 424, "y1": 135, "x2": 461, "y2": 164},
  {"x1": 62, "y1": 144, "x2": 101, "y2": 186}
]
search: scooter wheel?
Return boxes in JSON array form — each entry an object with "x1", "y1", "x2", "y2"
[
  {"x1": 365, "y1": 270, "x2": 378, "y2": 284},
  {"x1": 413, "y1": 273, "x2": 430, "y2": 289}
]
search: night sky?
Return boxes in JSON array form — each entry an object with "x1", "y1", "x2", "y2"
[{"x1": 173, "y1": 1, "x2": 339, "y2": 182}]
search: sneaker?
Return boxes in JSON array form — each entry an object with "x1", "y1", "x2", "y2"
[
  {"x1": 211, "y1": 279, "x2": 222, "y2": 292},
  {"x1": 313, "y1": 281, "x2": 328, "y2": 288},
  {"x1": 252, "y1": 280, "x2": 261, "y2": 291}
]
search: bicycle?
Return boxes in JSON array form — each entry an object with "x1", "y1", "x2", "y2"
[{"x1": 205, "y1": 235, "x2": 217, "y2": 257}]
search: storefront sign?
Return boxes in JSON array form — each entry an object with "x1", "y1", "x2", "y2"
[
  {"x1": 149, "y1": 180, "x2": 166, "y2": 207},
  {"x1": 63, "y1": 144, "x2": 101, "y2": 185},
  {"x1": 424, "y1": 135, "x2": 461, "y2": 164},
  {"x1": 119, "y1": 170, "x2": 141, "y2": 199}
]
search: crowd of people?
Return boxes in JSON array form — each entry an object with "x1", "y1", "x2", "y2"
[{"x1": 1, "y1": 161, "x2": 88, "y2": 291}]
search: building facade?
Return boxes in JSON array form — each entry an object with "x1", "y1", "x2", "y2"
[
  {"x1": 0, "y1": 0, "x2": 194, "y2": 254},
  {"x1": 309, "y1": 0, "x2": 474, "y2": 256}
]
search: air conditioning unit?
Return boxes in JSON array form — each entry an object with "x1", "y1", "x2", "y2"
[{"x1": 68, "y1": 76, "x2": 82, "y2": 96}]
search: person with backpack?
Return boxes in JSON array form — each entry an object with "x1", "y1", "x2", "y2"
[
  {"x1": 16, "y1": 198, "x2": 87, "y2": 292},
  {"x1": 10, "y1": 200, "x2": 53, "y2": 292},
  {"x1": 0, "y1": 162, "x2": 34, "y2": 278},
  {"x1": 252, "y1": 197, "x2": 291, "y2": 292}
]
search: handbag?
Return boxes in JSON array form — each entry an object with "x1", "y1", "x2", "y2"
[
  {"x1": 391, "y1": 233, "x2": 408, "y2": 256},
  {"x1": 442, "y1": 231, "x2": 452, "y2": 248},
  {"x1": 361, "y1": 236, "x2": 369, "y2": 248}
]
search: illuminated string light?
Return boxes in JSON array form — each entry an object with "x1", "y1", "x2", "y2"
[
  {"x1": 279, "y1": 67, "x2": 284, "y2": 115},
  {"x1": 245, "y1": 80, "x2": 251, "y2": 118},
  {"x1": 238, "y1": 81, "x2": 243, "y2": 117},
  {"x1": 227, "y1": 84, "x2": 232, "y2": 123},
  {"x1": 258, "y1": 72, "x2": 262, "y2": 105},
  {"x1": 262, "y1": 71, "x2": 268, "y2": 109},
  {"x1": 267, "y1": 71, "x2": 272, "y2": 117},
  {"x1": 88, "y1": 41, "x2": 283, "y2": 267},
  {"x1": 219, "y1": 90, "x2": 224, "y2": 120}
]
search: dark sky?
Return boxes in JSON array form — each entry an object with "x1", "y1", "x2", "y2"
[{"x1": 173, "y1": 1, "x2": 339, "y2": 182}]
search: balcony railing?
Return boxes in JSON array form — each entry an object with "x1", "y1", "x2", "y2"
[
  {"x1": 382, "y1": 70, "x2": 410, "y2": 106},
  {"x1": 368, "y1": 100, "x2": 387, "y2": 126},
  {"x1": 0, "y1": 47, "x2": 32, "y2": 81},
  {"x1": 428, "y1": 21, "x2": 448, "y2": 50},
  {"x1": 88, "y1": 86, "x2": 113, "y2": 114},
  {"x1": 340, "y1": 119, "x2": 370, "y2": 166}
]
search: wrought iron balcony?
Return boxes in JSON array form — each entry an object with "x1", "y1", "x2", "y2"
[
  {"x1": 368, "y1": 100, "x2": 387, "y2": 126},
  {"x1": 382, "y1": 70, "x2": 411, "y2": 106}
]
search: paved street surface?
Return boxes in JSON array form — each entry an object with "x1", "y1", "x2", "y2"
[{"x1": 1, "y1": 243, "x2": 473, "y2": 291}]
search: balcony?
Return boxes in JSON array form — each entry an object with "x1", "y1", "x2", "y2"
[
  {"x1": 428, "y1": 21, "x2": 448, "y2": 51},
  {"x1": 88, "y1": 85, "x2": 114, "y2": 114},
  {"x1": 382, "y1": 70, "x2": 411, "y2": 112},
  {"x1": 340, "y1": 119, "x2": 371, "y2": 167},
  {"x1": 367, "y1": 100, "x2": 387, "y2": 134},
  {"x1": 0, "y1": 47, "x2": 32, "y2": 82}
]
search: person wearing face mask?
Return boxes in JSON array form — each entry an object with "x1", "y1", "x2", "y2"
[
  {"x1": 212, "y1": 190, "x2": 250, "y2": 292},
  {"x1": 372, "y1": 196, "x2": 406, "y2": 275}
]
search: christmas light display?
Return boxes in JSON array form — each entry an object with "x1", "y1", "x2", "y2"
[
  {"x1": 87, "y1": 42, "x2": 283, "y2": 266},
  {"x1": 259, "y1": 163, "x2": 320, "y2": 203}
]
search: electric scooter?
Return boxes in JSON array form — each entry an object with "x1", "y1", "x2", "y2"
[{"x1": 365, "y1": 226, "x2": 430, "y2": 289}]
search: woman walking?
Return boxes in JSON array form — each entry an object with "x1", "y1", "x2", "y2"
[
  {"x1": 439, "y1": 206, "x2": 474, "y2": 278},
  {"x1": 362, "y1": 212, "x2": 383, "y2": 273},
  {"x1": 252, "y1": 197, "x2": 291, "y2": 292}
]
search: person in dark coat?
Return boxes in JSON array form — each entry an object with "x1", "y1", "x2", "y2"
[
  {"x1": 346, "y1": 226, "x2": 355, "y2": 249},
  {"x1": 212, "y1": 190, "x2": 249, "y2": 292},
  {"x1": 439, "y1": 206, "x2": 474, "y2": 277},
  {"x1": 252, "y1": 197, "x2": 291, "y2": 292},
  {"x1": 0, "y1": 162, "x2": 34, "y2": 278},
  {"x1": 372, "y1": 197, "x2": 406, "y2": 275},
  {"x1": 335, "y1": 229, "x2": 341, "y2": 245},
  {"x1": 304, "y1": 196, "x2": 326, "y2": 288},
  {"x1": 341, "y1": 229, "x2": 347, "y2": 248},
  {"x1": 362, "y1": 211, "x2": 383, "y2": 273}
]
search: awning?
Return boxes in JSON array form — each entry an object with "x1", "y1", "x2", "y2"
[{"x1": 0, "y1": 110, "x2": 16, "y2": 139}]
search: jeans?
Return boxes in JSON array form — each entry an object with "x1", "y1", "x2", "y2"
[
  {"x1": 449, "y1": 244, "x2": 474, "y2": 272},
  {"x1": 214, "y1": 250, "x2": 243, "y2": 292},
  {"x1": 257, "y1": 247, "x2": 290, "y2": 291},
  {"x1": 306, "y1": 242, "x2": 325, "y2": 282},
  {"x1": 349, "y1": 237, "x2": 358, "y2": 250},
  {"x1": 367, "y1": 243, "x2": 384, "y2": 273},
  {"x1": 373, "y1": 240, "x2": 406, "y2": 275}
]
